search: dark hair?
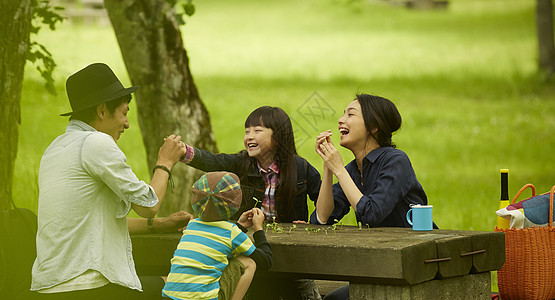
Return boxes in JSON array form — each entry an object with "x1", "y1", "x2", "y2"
[
  {"x1": 70, "y1": 94, "x2": 132, "y2": 123},
  {"x1": 243, "y1": 106, "x2": 298, "y2": 221},
  {"x1": 356, "y1": 93, "x2": 402, "y2": 148}
]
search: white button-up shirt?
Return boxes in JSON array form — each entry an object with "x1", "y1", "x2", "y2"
[{"x1": 31, "y1": 120, "x2": 158, "y2": 292}]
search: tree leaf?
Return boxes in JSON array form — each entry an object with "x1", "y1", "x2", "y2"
[
  {"x1": 176, "y1": 13, "x2": 186, "y2": 25},
  {"x1": 184, "y1": 3, "x2": 195, "y2": 16}
]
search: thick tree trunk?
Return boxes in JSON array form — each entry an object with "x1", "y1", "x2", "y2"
[
  {"x1": 0, "y1": 0, "x2": 34, "y2": 210},
  {"x1": 104, "y1": 0, "x2": 217, "y2": 216},
  {"x1": 536, "y1": 0, "x2": 555, "y2": 76}
]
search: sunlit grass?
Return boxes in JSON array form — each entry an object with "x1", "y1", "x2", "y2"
[{"x1": 15, "y1": 0, "x2": 555, "y2": 238}]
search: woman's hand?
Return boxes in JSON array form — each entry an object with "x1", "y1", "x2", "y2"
[
  {"x1": 315, "y1": 130, "x2": 333, "y2": 153},
  {"x1": 316, "y1": 137, "x2": 345, "y2": 176}
]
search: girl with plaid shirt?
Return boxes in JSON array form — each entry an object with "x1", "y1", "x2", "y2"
[
  {"x1": 180, "y1": 106, "x2": 321, "y2": 224},
  {"x1": 180, "y1": 106, "x2": 323, "y2": 299}
]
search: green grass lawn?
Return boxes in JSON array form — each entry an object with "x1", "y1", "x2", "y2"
[{"x1": 15, "y1": 0, "x2": 555, "y2": 235}]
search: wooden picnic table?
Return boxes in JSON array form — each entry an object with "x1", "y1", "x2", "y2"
[{"x1": 131, "y1": 224, "x2": 504, "y2": 299}]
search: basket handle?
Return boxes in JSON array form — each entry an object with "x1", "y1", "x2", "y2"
[
  {"x1": 511, "y1": 183, "x2": 536, "y2": 204},
  {"x1": 550, "y1": 186, "x2": 554, "y2": 228}
]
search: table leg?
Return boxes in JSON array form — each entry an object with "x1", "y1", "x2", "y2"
[{"x1": 349, "y1": 272, "x2": 491, "y2": 299}]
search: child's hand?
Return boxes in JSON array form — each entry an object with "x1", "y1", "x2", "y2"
[
  {"x1": 237, "y1": 209, "x2": 254, "y2": 229},
  {"x1": 251, "y1": 208, "x2": 264, "y2": 232}
]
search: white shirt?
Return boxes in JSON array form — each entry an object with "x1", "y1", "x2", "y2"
[{"x1": 31, "y1": 120, "x2": 158, "y2": 292}]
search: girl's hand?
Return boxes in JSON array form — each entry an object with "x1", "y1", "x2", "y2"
[
  {"x1": 292, "y1": 220, "x2": 308, "y2": 224},
  {"x1": 237, "y1": 209, "x2": 254, "y2": 228},
  {"x1": 251, "y1": 208, "x2": 265, "y2": 231},
  {"x1": 316, "y1": 139, "x2": 345, "y2": 175}
]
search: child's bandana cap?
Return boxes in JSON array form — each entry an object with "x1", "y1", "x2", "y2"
[{"x1": 191, "y1": 172, "x2": 242, "y2": 221}]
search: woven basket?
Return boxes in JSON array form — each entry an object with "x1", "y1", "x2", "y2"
[{"x1": 495, "y1": 184, "x2": 555, "y2": 300}]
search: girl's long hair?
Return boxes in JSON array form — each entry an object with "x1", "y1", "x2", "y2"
[{"x1": 243, "y1": 106, "x2": 298, "y2": 221}]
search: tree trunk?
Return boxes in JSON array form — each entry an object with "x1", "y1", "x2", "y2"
[
  {"x1": 104, "y1": 0, "x2": 217, "y2": 216},
  {"x1": 536, "y1": 0, "x2": 555, "y2": 76},
  {"x1": 0, "y1": 0, "x2": 34, "y2": 210}
]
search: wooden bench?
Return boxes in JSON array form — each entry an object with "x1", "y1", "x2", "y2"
[
  {"x1": 388, "y1": 0, "x2": 449, "y2": 10},
  {"x1": 54, "y1": 0, "x2": 108, "y2": 24},
  {"x1": 131, "y1": 224, "x2": 504, "y2": 299}
]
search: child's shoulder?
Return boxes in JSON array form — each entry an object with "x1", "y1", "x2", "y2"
[
  {"x1": 293, "y1": 155, "x2": 320, "y2": 173},
  {"x1": 192, "y1": 219, "x2": 237, "y2": 228}
]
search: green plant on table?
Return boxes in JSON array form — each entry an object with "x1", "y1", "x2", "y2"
[
  {"x1": 265, "y1": 216, "x2": 282, "y2": 233},
  {"x1": 252, "y1": 197, "x2": 261, "y2": 209},
  {"x1": 287, "y1": 224, "x2": 296, "y2": 234}
]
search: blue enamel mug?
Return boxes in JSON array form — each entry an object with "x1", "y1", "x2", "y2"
[{"x1": 406, "y1": 204, "x2": 433, "y2": 231}]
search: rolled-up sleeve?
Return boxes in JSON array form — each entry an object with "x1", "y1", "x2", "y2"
[
  {"x1": 309, "y1": 182, "x2": 350, "y2": 225},
  {"x1": 82, "y1": 133, "x2": 158, "y2": 217}
]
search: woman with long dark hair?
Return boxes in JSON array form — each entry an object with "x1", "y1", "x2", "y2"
[{"x1": 312, "y1": 94, "x2": 432, "y2": 300}]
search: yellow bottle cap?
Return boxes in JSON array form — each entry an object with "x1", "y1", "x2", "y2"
[{"x1": 500, "y1": 169, "x2": 509, "y2": 173}]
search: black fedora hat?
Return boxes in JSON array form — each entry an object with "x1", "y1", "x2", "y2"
[{"x1": 61, "y1": 63, "x2": 139, "y2": 116}]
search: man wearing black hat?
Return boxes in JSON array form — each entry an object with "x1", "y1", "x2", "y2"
[{"x1": 31, "y1": 63, "x2": 191, "y2": 299}]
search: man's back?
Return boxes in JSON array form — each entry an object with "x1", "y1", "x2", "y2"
[{"x1": 32, "y1": 120, "x2": 154, "y2": 292}]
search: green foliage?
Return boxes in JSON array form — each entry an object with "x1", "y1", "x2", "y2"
[
  {"x1": 15, "y1": 0, "x2": 555, "y2": 242},
  {"x1": 28, "y1": 0, "x2": 64, "y2": 94},
  {"x1": 32, "y1": 1, "x2": 64, "y2": 31},
  {"x1": 165, "y1": 0, "x2": 195, "y2": 25}
]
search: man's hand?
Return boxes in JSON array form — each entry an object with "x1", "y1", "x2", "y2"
[
  {"x1": 157, "y1": 134, "x2": 187, "y2": 169},
  {"x1": 158, "y1": 211, "x2": 194, "y2": 232}
]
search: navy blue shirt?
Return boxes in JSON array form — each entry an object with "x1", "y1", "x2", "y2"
[{"x1": 310, "y1": 147, "x2": 429, "y2": 228}]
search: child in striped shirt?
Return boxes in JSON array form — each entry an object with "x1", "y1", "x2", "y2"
[{"x1": 162, "y1": 171, "x2": 272, "y2": 300}]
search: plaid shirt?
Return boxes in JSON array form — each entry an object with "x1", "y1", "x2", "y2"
[{"x1": 258, "y1": 162, "x2": 279, "y2": 222}]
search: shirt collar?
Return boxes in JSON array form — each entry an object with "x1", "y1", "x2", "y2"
[
  {"x1": 66, "y1": 119, "x2": 97, "y2": 133},
  {"x1": 365, "y1": 146, "x2": 389, "y2": 164},
  {"x1": 349, "y1": 147, "x2": 390, "y2": 170},
  {"x1": 257, "y1": 161, "x2": 279, "y2": 174}
]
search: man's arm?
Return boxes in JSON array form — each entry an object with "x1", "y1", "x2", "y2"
[
  {"x1": 132, "y1": 135, "x2": 186, "y2": 218},
  {"x1": 127, "y1": 211, "x2": 193, "y2": 234}
]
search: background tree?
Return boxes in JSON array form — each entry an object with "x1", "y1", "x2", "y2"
[
  {"x1": 0, "y1": 0, "x2": 35, "y2": 210},
  {"x1": 0, "y1": 0, "x2": 62, "y2": 210},
  {"x1": 104, "y1": 0, "x2": 217, "y2": 216},
  {"x1": 536, "y1": 0, "x2": 555, "y2": 77}
]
